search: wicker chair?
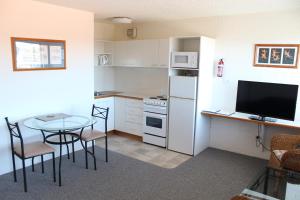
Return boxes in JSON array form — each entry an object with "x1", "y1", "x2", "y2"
[
  {"x1": 268, "y1": 134, "x2": 300, "y2": 197},
  {"x1": 230, "y1": 195, "x2": 250, "y2": 200},
  {"x1": 280, "y1": 150, "x2": 300, "y2": 171},
  {"x1": 269, "y1": 134, "x2": 300, "y2": 172}
]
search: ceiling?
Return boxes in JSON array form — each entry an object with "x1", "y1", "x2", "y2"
[{"x1": 37, "y1": 0, "x2": 300, "y2": 22}]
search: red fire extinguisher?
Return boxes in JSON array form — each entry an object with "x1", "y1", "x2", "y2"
[{"x1": 217, "y1": 58, "x2": 224, "y2": 77}]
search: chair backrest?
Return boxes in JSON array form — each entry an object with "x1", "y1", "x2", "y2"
[
  {"x1": 91, "y1": 104, "x2": 109, "y2": 133},
  {"x1": 5, "y1": 117, "x2": 25, "y2": 156},
  {"x1": 271, "y1": 134, "x2": 300, "y2": 151}
]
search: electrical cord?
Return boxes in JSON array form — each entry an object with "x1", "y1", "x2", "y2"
[
  {"x1": 256, "y1": 124, "x2": 271, "y2": 152},
  {"x1": 256, "y1": 124, "x2": 260, "y2": 147}
]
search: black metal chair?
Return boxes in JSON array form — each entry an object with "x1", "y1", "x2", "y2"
[
  {"x1": 74, "y1": 105, "x2": 109, "y2": 170},
  {"x1": 5, "y1": 117, "x2": 56, "y2": 192}
]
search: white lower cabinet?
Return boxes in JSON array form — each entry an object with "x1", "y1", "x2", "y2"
[
  {"x1": 114, "y1": 97, "x2": 143, "y2": 136},
  {"x1": 94, "y1": 97, "x2": 115, "y2": 132}
]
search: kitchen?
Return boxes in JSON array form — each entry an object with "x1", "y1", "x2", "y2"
[
  {"x1": 2, "y1": 1, "x2": 299, "y2": 198},
  {"x1": 94, "y1": 33, "x2": 215, "y2": 157}
]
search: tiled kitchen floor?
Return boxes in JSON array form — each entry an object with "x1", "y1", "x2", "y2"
[{"x1": 96, "y1": 134, "x2": 191, "y2": 169}]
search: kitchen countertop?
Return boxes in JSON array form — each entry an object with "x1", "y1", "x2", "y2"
[
  {"x1": 94, "y1": 91, "x2": 150, "y2": 100},
  {"x1": 94, "y1": 91, "x2": 122, "y2": 99}
]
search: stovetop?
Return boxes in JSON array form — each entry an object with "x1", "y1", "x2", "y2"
[
  {"x1": 144, "y1": 96, "x2": 168, "y2": 107},
  {"x1": 148, "y1": 95, "x2": 167, "y2": 101}
]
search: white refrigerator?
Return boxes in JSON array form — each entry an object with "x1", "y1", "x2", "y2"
[{"x1": 168, "y1": 76, "x2": 197, "y2": 155}]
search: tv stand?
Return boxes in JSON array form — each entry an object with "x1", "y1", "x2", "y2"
[
  {"x1": 202, "y1": 111, "x2": 299, "y2": 153},
  {"x1": 248, "y1": 115, "x2": 277, "y2": 122}
]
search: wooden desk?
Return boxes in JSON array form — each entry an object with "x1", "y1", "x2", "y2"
[{"x1": 202, "y1": 111, "x2": 300, "y2": 130}]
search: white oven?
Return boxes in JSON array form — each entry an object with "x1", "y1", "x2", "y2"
[
  {"x1": 143, "y1": 111, "x2": 167, "y2": 137},
  {"x1": 143, "y1": 98, "x2": 168, "y2": 147},
  {"x1": 171, "y1": 52, "x2": 198, "y2": 68}
]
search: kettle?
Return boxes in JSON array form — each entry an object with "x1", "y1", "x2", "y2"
[{"x1": 98, "y1": 54, "x2": 109, "y2": 66}]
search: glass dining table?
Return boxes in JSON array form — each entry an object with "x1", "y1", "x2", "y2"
[{"x1": 23, "y1": 114, "x2": 96, "y2": 186}]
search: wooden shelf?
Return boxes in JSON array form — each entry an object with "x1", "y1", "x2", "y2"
[{"x1": 202, "y1": 111, "x2": 300, "y2": 130}]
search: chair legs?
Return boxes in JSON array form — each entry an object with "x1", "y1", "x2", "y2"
[
  {"x1": 41, "y1": 155, "x2": 44, "y2": 173},
  {"x1": 52, "y1": 152, "x2": 56, "y2": 182},
  {"x1": 31, "y1": 157, "x2": 35, "y2": 172},
  {"x1": 14, "y1": 153, "x2": 56, "y2": 192},
  {"x1": 84, "y1": 138, "x2": 108, "y2": 170},
  {"x1": 84, "y1": 141, "x2": 96, "y2": 170},
  {"x1": 21, "y1": 159, "x2": 27, "y2": 192},
  {"x1": 105, "y1": 136, "x2": 108, "y2": 162},
  {"x1": 85, "y1": 141, "x2": 88, "y2": 169},
  {"x1": 11, "y1": 153, "x2": 17, "y2": 182},
  {"x1": 92, "y1": 141, "x2": 97, "y2": 170},
  {"x1": 72, "y1": 136, "x2": 75, "y2": 163},
  {"x1": 92, "y1": 140, "x2": 95, "y2": 154},
  {"x1": 31, "y1": 156, "x2": 46, "y2": 174}
]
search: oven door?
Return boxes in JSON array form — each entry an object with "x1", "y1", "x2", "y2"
[{"x1": 143, "y1": 112, "x2": 167, "y2": 137}]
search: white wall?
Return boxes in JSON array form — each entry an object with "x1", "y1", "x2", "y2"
[
  {"x1": 210, "y1": 10, "x2": 300, "y2": 159},
  {"x1": 94, "y1": 22, "x2": 116, "y2": 41},
  {"x1": 114, "y1": 10, "x2": 300, "y2": 159},
  {"x1": 0, "y1": 0, "x2": 94, "y2": 175},
  {"x1": 114, "y1": 18, "x2": 217, "y2": 40}
]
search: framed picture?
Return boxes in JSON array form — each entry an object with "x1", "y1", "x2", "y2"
[
  {"x1": 253, "y1": 44, "x2": 299, "y2": 68},
  {"x1": 11, "y1": 37, "x2": 66, "y2": 71}
]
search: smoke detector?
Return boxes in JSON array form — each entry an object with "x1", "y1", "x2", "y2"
[{"x1": 111, "y1": 17, "x2": 132, "y2": 24}]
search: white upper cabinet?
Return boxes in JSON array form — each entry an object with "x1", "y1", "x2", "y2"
[
  {"x1": 94, "y1": 40, "x2": 113, "y2": 66},
  {"x1": 113, "y1": 39, "x2": 170, "y2": 68},
  {"x1": 113, "y1": 40, "x2": 141, "y2": 67},
  {"x1": 158, "y1": 39, "x2": 170, "y2": 68},
  {"x1": 141, "y1": 40, "x2": 159, "y2": 67}
]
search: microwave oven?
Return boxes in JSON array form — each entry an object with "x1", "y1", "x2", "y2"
[{"x1": 171, "y1": 52, "x2": 198, "y2": 68}]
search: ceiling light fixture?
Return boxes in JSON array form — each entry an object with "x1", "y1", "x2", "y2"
[{"x1": 111, "y1": 17, "x2": 133, "y2": 24}]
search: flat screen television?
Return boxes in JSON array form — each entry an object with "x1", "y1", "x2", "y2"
[{"x1": 235, "y1": 80, "x2": 298, "y2": 121}]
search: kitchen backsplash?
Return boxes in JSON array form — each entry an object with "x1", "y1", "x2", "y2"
[{"x1": 94, "y1": 66, "x2": 169, "y2": 95}]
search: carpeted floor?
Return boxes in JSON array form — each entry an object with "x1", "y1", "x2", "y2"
[{"x1": 0, "y1": 147, "x2": 266, "y2": 200}]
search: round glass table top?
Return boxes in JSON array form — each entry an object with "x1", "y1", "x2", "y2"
[{"x1": 23, "y1": 115, "x2": 97, "y2": 132}]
